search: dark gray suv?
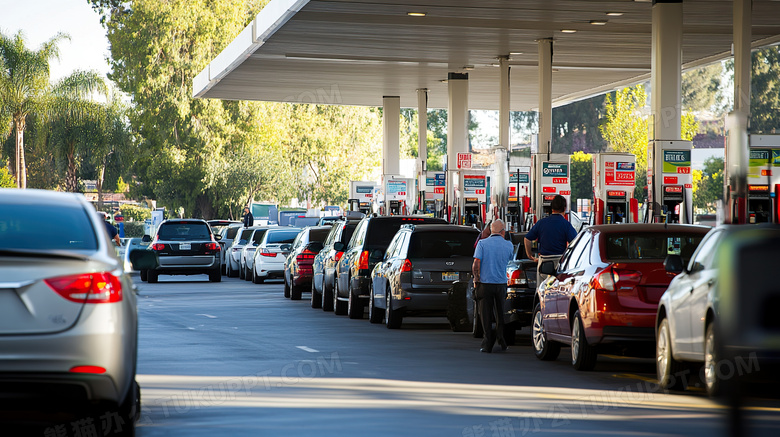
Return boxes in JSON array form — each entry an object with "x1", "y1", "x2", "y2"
[{"x1": 142, "y1": 219, "x2": 222, "y2": 283}]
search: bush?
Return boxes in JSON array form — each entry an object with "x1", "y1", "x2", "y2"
[
  {"x1": 120, "y1": 204, "x2": 152, "y2": 222},
  {"x1": 122, "y1": 222, "x2": 146, "y2": 238}
]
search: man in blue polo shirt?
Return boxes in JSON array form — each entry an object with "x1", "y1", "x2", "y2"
[
  {"x1": 472, "y1": 219, "x2": 514, "y2": 353},
  {"x1": 524, "y1": 195, "x2": 577, "y2": 286}
]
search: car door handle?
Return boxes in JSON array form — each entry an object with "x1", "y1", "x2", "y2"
[
  {"x1": 707, "y1": 279, "x2": 714, "y2": 287},
  {"x1": 688, "y1": 287, "x2": 694, "y2": 294}
]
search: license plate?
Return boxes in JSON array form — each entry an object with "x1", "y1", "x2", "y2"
[
  {"x1": 442, "y1": 272, "x2": 459, "y2": 281},
  {"x1": 179, "y1": 243, "x2": 191, "y2": 250}
]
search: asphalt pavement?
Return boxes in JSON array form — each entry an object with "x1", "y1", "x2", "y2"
[{"x1": 131, "y1": 274, "x2": 780, "y2": 437}]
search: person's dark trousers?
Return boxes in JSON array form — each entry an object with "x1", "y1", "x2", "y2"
[{"x1": 480, "y1": 283, "x2": 507, "y2": 351}]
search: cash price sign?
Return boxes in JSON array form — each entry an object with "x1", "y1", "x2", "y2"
[
  {"x1": 457, "y1": 153, "x2": 472, "y2": 169},
  {"x1": 663, "y1": 150, "x2": 693, "y2": 189},
  {"x1": 541, "y1": 162, "x2": 570, "y2": 196}
]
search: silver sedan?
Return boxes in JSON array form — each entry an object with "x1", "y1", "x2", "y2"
[{"x1": 0, "y1": 189, "x2": 139, "y2": 434}]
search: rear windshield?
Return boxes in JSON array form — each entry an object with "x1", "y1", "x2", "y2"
[
  {"x1": 366, "y1": 218, "x2": 446, "y2": 251},
  {"x1": 605, "y1": 233, "x2": 704, "y2": 262},
  {"x1": 267, "y1": 230, "x2": 300, "y2": 244},
  {"x1": 158, "y1": 222, "x2": 212, "y2": 241},
  {"x1": 226, "y1": 226, "x2": 240, "y2": 239},
  {"x1": 339, "y1": 223, "x2": 358, "y2": 244},
  {"x1": 0, "y1": 203, "x2": 98, "y2": 251},
  {"x1": 310, "y1": 228, "x2": 331, "y2": 242},
  {"x1": 251, "y1": 229, "x2": 268, "y2": 244},
  {"x1": 237, "y1": 229, "x2": 253, "y2": 245},
  {"x1": 408, "y1": 231, "x2": 479, "y2": 258}
]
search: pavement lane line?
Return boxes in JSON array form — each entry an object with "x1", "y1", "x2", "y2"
[
  {"x1": 296, "y1": 346, "x2": 319, "y2": 353},
  {"x1": 196, "y1": 314, "x2": 217, "y2": 319}
]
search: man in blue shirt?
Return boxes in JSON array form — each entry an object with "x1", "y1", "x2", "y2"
[
  {"x1": 524, "y1": 195, "x2": 577, "y2": 285},
  {"x1": 472, "y1": 219, "x2": 514, "y2": 353}
]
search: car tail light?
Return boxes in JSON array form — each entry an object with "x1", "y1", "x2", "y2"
[
  {"x1": 205, "y1": 242, "x2": 220, "y2": 251},
  {"x1": 260, "y1": 249, "x2": 276, "y2": 257},
  {"x1": 507, "y1": 269, "x2": 527, "y2": 286},
  {"x1": 592, "y1": 267, "x2": 642, "y2": 292},
  {"x1": 335, "y1": 251, "x2": 344, "y2": 262},
  {"x1": 45, "y1": 272, "x2": 123, "y2": 304},
  {"x1": 401, "y1": 259, "x2": 412, "y2": 272},
  {"x1": 358, "y1": 250, "x2": 369, "y2": 270},
  {"x1": 151, "y1": 243, "x2": 165, "y2": 251},
  {"x1": 297, "y1": 250, "x2": 317, "y2": 263},
  {"x1": 69, "y1": 365, "x2": 107, "y2": 374}
]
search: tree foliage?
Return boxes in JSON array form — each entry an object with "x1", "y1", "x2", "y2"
[
  {"x1": 569, "y1": 151, "x2": 592, "y2": 204},
  {"x1": 751, "y1": 46, "x2": 780, "y2": 134},
  {"x1": 682, "y1": 63, "x2": 724, "y2": 113},
  {"x1": 693, "y1": 157, "x2": 724, "y2": 212},
  {"x1": 599, "y1": 85, "x2": 649, "y2": 169}
]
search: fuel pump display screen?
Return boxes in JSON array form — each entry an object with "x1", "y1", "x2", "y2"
[
  {"x1": 748, "y1": 185, "x2": 771, "y2": 223},
  {"x1": 664, "y1": 186, "x2": 684, "y2": 201}
]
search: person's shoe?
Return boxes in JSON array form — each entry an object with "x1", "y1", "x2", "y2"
[
  {"x1": 480, "y1": 348, "x2": 492, "y2": 353},
  {"x1": 500, "y1": 345, "x2": 509, "y2": 352}
]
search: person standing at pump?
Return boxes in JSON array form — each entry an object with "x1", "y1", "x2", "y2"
[
  {"x1": 472, "y1": 219, "x2": 514, "y2": 353},
  {"x1": 242, "y1": 206, "x2": 254, "y2": 228},
  {"x1": 524, "y1": 195, "x2": 577, "y2": 286}
]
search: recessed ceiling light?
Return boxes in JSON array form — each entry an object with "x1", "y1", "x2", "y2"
[
  {"x1": 462, "y1": 65, "x2": 475, "y2": 71},
  {"x1": 561, "y1": 29, "x2": 578, "y2": 34},
  {"x1": 490, "y1": 63, "x2": 500, "y2": 67},
  {"x1": 590, "y1": 20, "x2": 608, "y2": 25},
  {"x1": 606, "y1": 12, "x2": 624, "y2": 17},
  {"x1": 407, "y1": 12, "x2": 426, "y2": 17},
  {"x1": 440, "y1": 79, "x2": 448, "y2": 84},
  {"x1": 509, "y1": 52, "x2": 523, "y2": 55}
]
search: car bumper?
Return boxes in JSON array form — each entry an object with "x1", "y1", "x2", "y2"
[
  {"x1": 506, "y1": 286, "x2": 535, "y2": 325},
  {"x1": 157, "y1": 255, "x2": 218, "y2": 269},
  {"x1": 349, "y1": 275, "x2": 371, "y2": 298},
  {"x1": 396, "y1": 289, "x2": 450, "y2": 313}
]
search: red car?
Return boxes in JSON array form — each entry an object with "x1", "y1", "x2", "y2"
[
  {"x1": 533, "y1": 224, "x2": 709, "y2": 370},
  {"x1": 284, "y1": 226, "x2": 332, "y2": 300}
]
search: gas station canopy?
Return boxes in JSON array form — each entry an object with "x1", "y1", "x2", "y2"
[{"x1": 194, "y1": 0, "x2": 780, "y2": 110}]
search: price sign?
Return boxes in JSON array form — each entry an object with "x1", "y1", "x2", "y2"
[{"x1": 457, "y1": 153, "x2": 472, "y2": 169}]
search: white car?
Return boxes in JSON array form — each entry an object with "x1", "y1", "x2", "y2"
[
  {"x1": 252, "y1": 228, "x2": 301, "y2": 284},
  {"x1": 122, "y1": 237, "x2": 149, "y2": 272},
  {"x1": 226, "y1": 227, "x2": 254, "y2": 278},
  {"x1": 241, "y1": 227, "x2": 271, "y2": 281}
]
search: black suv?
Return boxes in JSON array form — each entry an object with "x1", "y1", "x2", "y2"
[
  {"x1": 333, "y1": 215, "x2": 447, "y2": 318},
  {"x1": 142, "y1": 219, "x2": 222, "y2": 283}
]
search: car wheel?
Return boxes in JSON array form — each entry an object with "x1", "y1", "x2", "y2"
[
  {"x1": 252, "y1": 268, "x2": 262, "y2": 284},
  {"x1": 140, "y1": 269, "x2": 148, "y2": 282},
  {"x1": 503, "y1": 323, "x2": 517, "y2": 346},
  {"x1": 347, "y1": 287, "x2": 364, "y2": 319},
  {"x1": 119, "y1": 380, "x2": 141, "y2": 423},
  {"x1": 239, "y1": 263, "x2": 245, "y2": 280},
  {"x1": 334, "y1": 278, "x2": 348, "y2": 315},
  {"x1": 703, "y1": 323, "x2": 722, "y2": 397},
  {"x1": 209, "y1": 268, "x2": 222, "y2": 283},
  {"x1": 571, "y1": 310, "x2": 597, "y2": 371},
  {"x1": 284, "y1": 277, "x2": 291, "y2": 298},
  {"x1": 368, "y1": 283, "x2": 383, "y2": 324},
  {"x1": 657, "y1": 318, "x2": 686, "y2": 390},
  {"x1": 385, "y1": 287, "x2": 402, "y2": 329},
  {"x1": 311, "y1": 281, "x2": 322, "y2": 309},
  {"x1": 322, "y1": 279, "x2": 334, "y2": 312},
  {"x1": 244, "y1": 265, "x2": 253, "y2": 282},
  {"x1": 147, "y1": 271, "x2": 158, "y2": 284},
  {"x1": 291, "y1": 279, "x2": 303, "y2": 301},
  {"x1": 532, "y1": 303, "x2": 560, "y2": 361},
  {"x1": 247, "y1": 265, "x2": 254, "y2": 282},
  {"x1": 228, "y1": 261, "x2": 237, "y2": 278},
  {"x1": 472, "y1": 300, "x2": 484, "y2": 338}
]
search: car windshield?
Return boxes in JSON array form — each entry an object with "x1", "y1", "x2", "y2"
[
  {"x1": 366, "y1": 218, "x2": 446, "y2": 251},
  {"x1": 605, "y1": 233, "x2": 704, "y2": 262},
  {"x1": 408, "y1": 231, "x2": 479, "y2": 258},
  {"x1": 157, "y1": 223, "x2": 212, "y2": 241},
  {"x1": 0, "y1": 203, "x2": 98, "y2": 251},
  {"x1": 310, "y1": 228, "x2": 331, "y2": 242},
  {"x1": 237, "y1": 229, "x2": 253, "y2": 245},
  {"x1": 267, "y1": 230, "x2": 300, "y2": 244}
]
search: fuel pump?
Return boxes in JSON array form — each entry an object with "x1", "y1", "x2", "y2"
[
  {"x1": 460, "y1": 171, "x2": 487, "y2": 225},
  {"x1": 532, "y1": 154, "x2": 571, "y2": 221},
  {"x1": 541, "y1": 195, "x2": 556, "y2": 217},
  {"x1": 388, "y1": 200, "x2": 402, "y2": 215},
  {"x1": 647, "y1": 141, "x2": 693, "y2": 224},
  {"x1": 507, "y1": 169, "x2": 530, "y2": 231},
  {"x1": 746, "y1": 135, "x2": 780, "y2": 224},
  {"x1": 592, "y1": 153, "x2": 637, "y2": 224},
  {"x1": 464, "y1": 198, "x2": 480, "y2": 226}
]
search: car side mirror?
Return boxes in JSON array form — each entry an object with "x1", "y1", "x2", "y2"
[
  {"x1": 307, "y1": 241, "x2": 324, "y2": 253},
  {"x1": 538, "y1": 261, "x2": 557, "y2": 276},
  {"x1": 689, "y1": 261, "x2": 705, "y2": 273},
  {"x1": 664, "y1": 254, "x2": 684, "y2": 274},
  {"x1": 214, "y1": 234, "x2": 222, "y2": 241},
  {"x1": 130, "y1": 250, "x2": 158, "y2": 270},
  {"x1": 333, "y1": 242, "x2": 345, "y2": 252},
  {"x1": 141, "y1": 235, "x2": 151, "y2": 243}
]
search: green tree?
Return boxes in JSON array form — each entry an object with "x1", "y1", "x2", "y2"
[
  {"x1": 682, "y1": 63, "x2": 724, "y2": 113},
  {"x1": 0, "y1": 166, "x2": 14, "y2": 187},
  {"x1": 750, "y1": 46, "x2": 780, "y2": 133},
  {"x1": 120, "y1": 203, "x2": 152, "y2": 222},
  {"x1": 599, "y1": 85, "x2": 649, "y2": 169},
  {"x1": 693, "y1": 157, "x2": 724, "y2": 212},
  {"x1": 569, "y1": 151, "x2": 592, "y2": 204},
  {"x1": 0, "y1": 30, "x2": 68, "y2": 188}
]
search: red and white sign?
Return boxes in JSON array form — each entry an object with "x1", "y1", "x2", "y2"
[
  {"x1": 457, "y1": 153, "x2": 472, "y2": 169},
  {"x1": 542, "y1": 186, "x2": 557, "y2": 193},
  {"x1": 684, "y1": 183, "x2": 692, "y2": 189},
  {"x1": 676, "y1": 167, "x2": 691, "y2": 174},
  {"x1": 604, "y1": 165, "x2": 635, "y2": 186},
  {"x1": 559, "y1": 190, "x2": 571, "y2": 196},
  {"x1": 552, "y1": 178, "x2": 568, "y2": 185},
  {"x1": 663, "y1": 176, "x2": 678, "y2": 184}
]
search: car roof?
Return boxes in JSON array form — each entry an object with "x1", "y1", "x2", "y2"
[
  {"x1": 0, "y1": 188, "x2": 88, "y2": 207},
  {"x1": 161, "y1": 218, "x2": 208, "y2": 224},
  {"x1": 403, "y1": 224, "x2": 479, "y2": 233},
  {"x1": 588, "y1": 223, "x2": 711, "y2": 235}
]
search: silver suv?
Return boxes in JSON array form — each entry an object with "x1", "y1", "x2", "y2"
[{"x1": 142, "y1": 219, "x2": 222, "y2": 283}]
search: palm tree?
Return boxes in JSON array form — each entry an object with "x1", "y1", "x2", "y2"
[
  {"x1": 0, "y1": 30, "x2": 67, "y2": 188},
  {"x1": 47, "y1": 70, "x2": 107, "y2": 192}
]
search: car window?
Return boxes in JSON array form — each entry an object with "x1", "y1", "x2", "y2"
[
  {"x1": 235, "y1": 229, "x2": 253, "y2": 245},
  {"x1": 157, "y1": 222, "x2": 211, "y2": 240},
  {"x1": 605, "y1": 232, "x2": 705, "y2": 261},
  {"x1": 349, "y1": 220, "x2": 367, "y2": 248},
  {"x1": 688, "y1": 230, "x2": 722, "y2": 270},
  {"x1": 563, "y1": 235, "x2": 589, "y2": 272},
  {"x1": 408, "y1": 230, "x2": 479, "y2": 258},
  {"x1": 341, "y1": 223, "x2": 358, "y2": 245},
  {"x1": 226, "y1": 226, "x2": 240, "y2": 239},
  {"x1": 267, "y1": 230, "x2": 300, "y2": 244},
  {"x1": 364, "y1": 218, "x2": 444, "y2": 252},
  {"x1": 558, "y1": 233, "x2": 584, "y2": 271},
  {"x1": 310, "y1": 228, "x2": 331, "y2": 242},
  {"x1": 0, "y1": 203, "x2": 99, "y2": 251},
  {"x1": 251, "y1": 229, "x2": 268, "y2": 244},
  {"x1": 385, "y1": 233, "x2": 403, "y2": 259},
  {"x1": 324, "y1": 225, "x2": 339, "y2": 246},
  {"x1": 291, "y1": 232, "x2": 304, "y2": 250}
]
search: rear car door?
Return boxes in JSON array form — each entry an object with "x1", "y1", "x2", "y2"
[
  {"x1": 556, "y1": 234, "x2": 592, "y2": 337},
  {"x1": 687, "y1": 231, "x2": 722, "y2": 355}
]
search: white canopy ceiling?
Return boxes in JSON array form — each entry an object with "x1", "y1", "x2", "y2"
[{"x1": 194, "y1": 0, "x2": 780, "y2": 110}]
